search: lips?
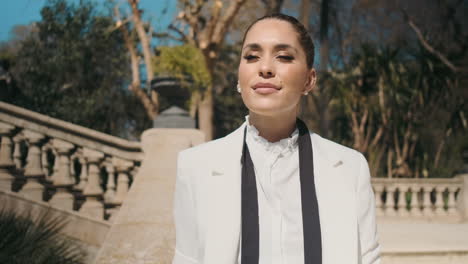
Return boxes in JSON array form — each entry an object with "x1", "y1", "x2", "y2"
[{"x1": 252, "y1": 82, "x2": 281, "y2": 94}]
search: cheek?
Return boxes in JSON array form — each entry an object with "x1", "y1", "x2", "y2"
[{"x1": 277, "y1": 66, "x2": 309, "y2": 91}]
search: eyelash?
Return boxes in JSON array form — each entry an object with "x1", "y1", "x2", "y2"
[{"x1": 243, "y1": 55, "x2": 294, "y2": 61}]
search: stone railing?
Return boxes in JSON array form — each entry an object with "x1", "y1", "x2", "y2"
[
  {"x1": 0, "y1": 101, "x2": 143, "y2": 221},
  {"x1": 372, "y1": 176, "x2": 468, "y2": 222}
]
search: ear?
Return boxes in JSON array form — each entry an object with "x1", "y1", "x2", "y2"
[{"x1": 304, "y1": 68, "x2": 317, "y2": 94}]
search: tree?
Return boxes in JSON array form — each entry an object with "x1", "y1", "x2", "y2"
[
  {"x1": 166, "y1": 0, "x2": 247, "y2": 140},
  {"x1": 331, "y1": 44, "x2": 466, "y2": 178},
  {"x1": 113, "y1": 0, "x2": 161, "y2": 121},
  {"x1": 2, "y1": 0, "x2": 149, "y2": 138}
]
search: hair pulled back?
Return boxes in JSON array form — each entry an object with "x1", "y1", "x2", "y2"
[{"x1": 241, "y1": 13, "x2": 315, "y2": 69}]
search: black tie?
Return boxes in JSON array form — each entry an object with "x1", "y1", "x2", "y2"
[{"x1": 241, "y1": 118, "x2": 322, "y2": 264}]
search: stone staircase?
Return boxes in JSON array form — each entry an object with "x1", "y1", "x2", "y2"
[{"x1": 1, "y1": 101, "x2": 468, "y2": 263}]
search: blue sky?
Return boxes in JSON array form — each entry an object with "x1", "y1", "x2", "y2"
[{"x1": 0, "y1": 0, "x2": 177, "y2": 42}]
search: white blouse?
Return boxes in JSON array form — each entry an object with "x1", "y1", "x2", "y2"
[{"x1": 239, "y1": 116, "x2": 305, "y2": 264}]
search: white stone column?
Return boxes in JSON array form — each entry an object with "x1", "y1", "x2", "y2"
[
  {"x1": 397, "y1": 185, "x2": 409, "y2": 217},
  {"x1": 447, "y1": 185, "x2": 458, "y2": 217},
  {"x1": 457, "y1": 173, "x2": 468, "y2": 220},
  {"x1": 112, "y1": 157, "x2": 133, "y2": 205},
  {"x1": 49, "y1": 139, "x2": 75, "y2": 210},
  {"x1": 103, "y1": 161, "x2": 116, "y2": 203},
  {"x1": 75, "y1": 155, "x2": 88, "y2": 191},
  {"x1": 409, "y1": 185, "x2": 422, "y2": 217},
  {"x1": 385, "y1": 185, "x2": 397, "y2": 217},
  {"x1": 41, "y1": 144, "x2": 51, "y2": 180},
  {"x1": 12, "y1": 134, "x2": 23, "y2": 169},
  {"x1": 374, "y1": 184, "x2": 384, "y2": 217},
  {"x1": 0, "y1": 122, "x2": 16, "y2": 191},
  {"x1": 422, "y1": 185, "x2": 434, "y2": 217},
  {"x1": 434, "y1": 185, "x2": 446, "y2": 216},
  {"x1": 19, "y1": 130, "x2": 46, "y2": 200},
  {"x1": 79, "y1": 148, "x2": 104, "y2": 219}
]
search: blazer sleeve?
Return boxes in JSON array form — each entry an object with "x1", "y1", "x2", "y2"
[
  {"x1": 173, "y1": 151, "x2": 200, "y2": 264},
  {"x1": 357, "y1": 153, "x2": 381, "y2": 264}
]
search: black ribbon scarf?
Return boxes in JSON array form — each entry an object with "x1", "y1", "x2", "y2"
[{"x1": 241, "y1": 118, "x2": 322, "y2": 264}]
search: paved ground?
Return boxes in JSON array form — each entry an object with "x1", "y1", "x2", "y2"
[{"x1": 378, "y1": 221, "x2": 468, "y2": 253}]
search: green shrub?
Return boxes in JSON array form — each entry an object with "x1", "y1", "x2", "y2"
[{"x1": 0, "y1": 208, "x2": 85, "y2": 264}]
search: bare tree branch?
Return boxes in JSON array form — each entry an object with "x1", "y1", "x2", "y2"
[
  {"x1": 114, "y1": 6, "x2": 157, "y2": 119},
  {"x1": 403, "y1": 10, "x2": 468, "y2": 73},
  {"x1": 211, "y1": 0, "x2": 247, "y2": 45}
]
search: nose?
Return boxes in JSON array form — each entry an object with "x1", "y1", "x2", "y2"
[{"x1": 258, "y1": 58, "x2": 275, "y2": 78}]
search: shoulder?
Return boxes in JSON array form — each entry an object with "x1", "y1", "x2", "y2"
[
  {"x1": 311, "y1": 133, "x2": 365, "y2": 163},
  {"x1": 178, "y1": 137, "x2": 226, "y2": 164},
  {"x1": 178, "y1": 123, "x2": 246, "y2": 166}
]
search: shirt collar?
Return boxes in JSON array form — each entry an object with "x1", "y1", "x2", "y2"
[{"x1": 245, "y1": 115, "x2": 299, "y2": 154}]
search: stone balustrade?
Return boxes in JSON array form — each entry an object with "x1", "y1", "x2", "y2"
[
  {"x1": 0, "y1": 102, "x2": 143, "y2": 221},
  {"x1": 372, "y1": 177, "x2": 467, "y2": 222}
]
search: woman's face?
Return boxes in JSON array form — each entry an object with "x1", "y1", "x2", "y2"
[{"x1": 238, "y1": 19, "x2": 315, "y2": 117}]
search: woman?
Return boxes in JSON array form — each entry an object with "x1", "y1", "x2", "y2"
[{"x1": 173, "y1": 14, "x2": 381, "y2": 264}]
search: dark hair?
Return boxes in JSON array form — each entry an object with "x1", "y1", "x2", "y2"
[{"x1": 241, "y1": 13, "x2": 315, "y2": 69}]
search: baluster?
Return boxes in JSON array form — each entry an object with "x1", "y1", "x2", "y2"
[
  {"x1": 12, "y1": 134, "x2": 23, "y2": 169},
  {"x1": 69, "y1": 153, "x2": 77, "y2": 185},
  {"x1": 397, "y1": 185, "x2": 409, "y2": 217},
  {"x1": 104, "y1": 161, "x2": 116, "y2": 203},
  {"x1": 50, "y1": 148, "x2": 60, "y2": 183},
  {"x1": 385, "y1": 185, "x2": 397, "y2": 216},
  {"x1": 0, "y1": 122, "x2": 16, "y2": 191},
  {"x1": 422, "y1": 185, "x2": 434, "y2": 217},
  {"x1": 113, "y1": 158, "x2": 133, "y2": 205},
  {"x1": 49, "y1": 139, "x2": 75, "y2": 210},
  {"x1": 19, "y1": 130, "x2": 46, "y2": 201},
  {"x1": 409, "y1": 185, "x2": 422, "y2": 217},
  {"x1": 434, "y1": 185, "x2": 446, "y2": 216},
  {"x1": 75, "y1": 155, "x2": 88, "y2": 191},
  {"x1": 447, "y1": 185, "x2": 458, "y2": 217},
  {"x1": 374, "y1": 184, "x2": 384, "y2": 217},
  {"x1": 79, "y1": 148, "x2": 104, "y2": 219},
  {"x1": 41, "y1": 144, "x2": 50, "y2": 180}
]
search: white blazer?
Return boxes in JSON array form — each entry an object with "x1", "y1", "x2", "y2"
[{"x1": 173, "y1": 122, "x2": 381, "y2": 264}]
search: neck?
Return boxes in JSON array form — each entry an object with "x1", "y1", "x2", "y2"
[{"x1": 248, "y1": 111, "x2": 297, "y2": 143}]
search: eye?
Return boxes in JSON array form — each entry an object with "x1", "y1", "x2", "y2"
[
  {"x1": 243, "y1": 54, "x2": 259, "y2": 61},
  {"x1": 277, "y1": 55, "x2": 294, "y2": 61}
]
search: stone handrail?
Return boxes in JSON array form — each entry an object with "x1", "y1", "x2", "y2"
[
  {"x1": 0, "y1": 101, "x2": 142, "y2": 161},
  {"x1": 0, "y1": 101, "x2": 143, "y2": 221},
  {"x1": 371, "y1": 177, "x2": 467, "y2": 222}
]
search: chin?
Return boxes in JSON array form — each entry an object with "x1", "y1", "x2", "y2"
[{"x1": 246, "y1": 104, "x2": 286, "y2": 117}]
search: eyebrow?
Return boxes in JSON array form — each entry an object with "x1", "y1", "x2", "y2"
[{"x1": 242, "y1": 43, "x2": 298, "y2": 53}]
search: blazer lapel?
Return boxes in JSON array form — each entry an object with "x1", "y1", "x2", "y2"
[
  {"x1": 312, "y1": 134, "x2": 358, "y2": 264},
  {"x1": 203, "y1": 123, "x2": 245, "y2": 264}
]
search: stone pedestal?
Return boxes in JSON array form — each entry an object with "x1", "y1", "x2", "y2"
[{"x1": 94, "y1": 128, "x2": 204, "y2": 264}]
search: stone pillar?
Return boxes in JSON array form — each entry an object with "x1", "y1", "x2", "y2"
[
  {"x1": 49, "y1": 139, "x2": 75, "y2": 210},
  {"x1": 0, "y1": 122, "x2": 16, "y2": 191},
  {"x1": 458, "y1": 174, "x2": 468, "y2": 220},
  {"x1": 103, "y1": 161, "x2": 116, "y2": 203},
  {"x1": 94, "y1": 128, "x2": 204, "y2": 264},
  {"x1": 79, "y1": 148, "x2": 104, "y2": 219},
  {"x1": 20, "y1": 130, "x2": 45, "y2": 200},
  {"x1": 112, "y1": 157, "x2": 133, "y2": 205},
  {"x1": 75, "y1": 155, "x2": 88, "y2": 191},
  {"x1": 12, "y1": 134, "x2": 23, "y2": 169}
]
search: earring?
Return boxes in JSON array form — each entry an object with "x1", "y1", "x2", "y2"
[
  {"x1": 237, "y1": 83, "x2": 241, "y2": 93},
  {"x1": 303, "y1": 91, "x2": 309, "y2": 95}
]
